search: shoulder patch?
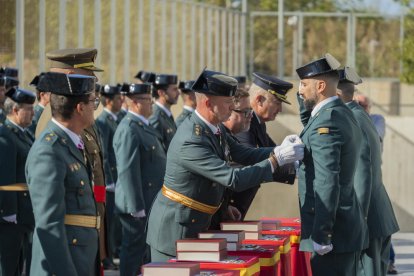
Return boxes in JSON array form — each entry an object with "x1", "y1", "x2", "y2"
[
  {"x1": 43, "y1": 132, "x2": 58, "y2": 143},
  {"x1": 318, "y1": 127, "x2": 330, "y2": 134},
  {"x1": 194, "y1": 124, "x2": 202, "y2": 137}
]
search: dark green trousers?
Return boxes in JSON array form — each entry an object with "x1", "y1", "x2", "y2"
[
  {"x1": 150, "y1": 247, "x2": 175, "y2": 262},
  {"x1": 0, "y1": 223, "x2": 33, "y2": 276},
  {"x1": 311, "y1": 251, "x2": 359, "y2": 276},
  {"x1": 359, "y1": 236, "x2": 391, "y2": 276}
]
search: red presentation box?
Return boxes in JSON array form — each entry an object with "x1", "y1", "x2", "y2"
[
  {"x1": 260, "y1": 218, "x2": 312, "y2": 276},
  {"x1": 228, "y1": 244, "x2": 280, "y2": 276},
  {"x1": 170, "y1": 255, "x2": 260, "y2": 276},
  {"x1": 199, "y1": 269, "x2": 241, "y2": 275},
  {"x1": 242, "y1": 235, "x2": 291, "y2": 276}
]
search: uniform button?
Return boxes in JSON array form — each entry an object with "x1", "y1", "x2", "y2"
[
  {"x1": 94, "y1": 150, "x2": 98, "y2": 154},
  {"x1": 152, "y1": 146, "x2": 155, "y2": 150},
  {"x1": 191, "y1": 219, "x2": 196, "y2": 223},
  {"x1": 311, "y1": 207, "x2": 314, "y2": 211},
  {"x1": 80, "y1": 180, "x2": 85, "y2": 186},
  {"x1": 230, "y1": 199, "x2": 234, "y2": 203},
  {"x1": 328, "y1": 234, "x2": 332, "y2": 238},
  {"x1": 285, "y1": 181, "x2": 289, "y2": 184},
  {"x1": 148, "y1": 182, "x2": 152, "y2": 187},
  {"x1": 23, "y1": 193, "x2": 27, "y2": 197},
  {"x1": 212, "y1": 183, "x2": 217, "y2": 187},
  {"x1": 72, "y1": 238, "x2": 77, "y2": 244}
]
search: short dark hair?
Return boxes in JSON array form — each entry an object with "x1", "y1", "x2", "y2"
[
  {"x1": 234, "y1": 88, "x2": 249, "y2": 106},
  {"x1": 50, "y1": 94, "x2": 90, "y2": 120},
  {"x1": 100, "y1": 94, "x2": 116, "y2": 106},
  {"x1": 337, "y1": 82, "x2": 355, "y2": 98},
  {"x1": 152, "y1": 84, "x2": 168, "y2": 98}
]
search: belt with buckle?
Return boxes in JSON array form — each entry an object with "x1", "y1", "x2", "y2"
[
  {"x1": 64, "y1": 214, "x2": 100, "y2": 230},
  {"x1": 0, "y1": 183, "x2": 28, "y2": 191},
  {"x1": 162, "y1": 185, "x2": 220, "y2": 215}
]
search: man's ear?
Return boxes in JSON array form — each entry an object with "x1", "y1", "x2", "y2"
[
  {"x1": 157, "y1": 89, "x2": 165, "y2": 98},
  {"x1": 316, "y1": 80, "x2": 326, "y2": 94},
  {"x1": 256, "y1": 94, "x2": 265, "y2": 107}
]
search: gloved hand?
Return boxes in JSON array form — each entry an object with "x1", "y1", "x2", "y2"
[
  {"x1": 227, "y1": 205, "x2": 242, "y2": 221},
  {"x1": 2, "y1": 214, "x2": 17, "y2": 224},
  {"x1": 313, "y1": 241, "x2": 333, "y2": 255},
  {"x1": 130, "y1": 209, "x2": 146, "y2": 219},
  {"x1": 273, "y1": 142, "x2": 304, "y2": 166},
  {"x1": 281, "y1": 134, "x2": 302, "y2": 146},
  {"x1": 106, "y1": 183, "x2": 115, "y2": 192}
]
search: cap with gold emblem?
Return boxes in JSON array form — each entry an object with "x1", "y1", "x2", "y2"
[
  {"x1": 38, "y1": 72, "x2": 96, "y2": 96},
  {"x1": 100, "y1": 84, "x2": 121, "y2": 97},
  {"x1": 296, "y1": 53, "x2": 341, "y2": 79},
  {"x1": 5, "y1": 87, "x2": 36, "y2": 104},
  {"x1": 46, "y1": 48, "x2": 103, "y2": 72},
  {"x1": 192, "y1": 68, "x2": 237, "y2": 97},
  {"x1": 252, "y1": 72, "x2": 293, "y2": 104},
  {"x1": 128, "y1": 83, "x2": 152, "y2": 95},
  {"x1": 338, "y1": 67, "x2": 362, "y2": 85},
  {"x1": 178, "y1": 80, "x2": 195, "y2": 93},
  {"x1": 135, "y1": 70, "x2": 156, "y2": 83}
]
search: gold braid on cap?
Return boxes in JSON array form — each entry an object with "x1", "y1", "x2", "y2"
[
  {"x1": 267, "y1": 89, "x2": 287, "y2": 100},
  {"x1": 73, "y1": 62, "x2": 94, "y2": 69}
]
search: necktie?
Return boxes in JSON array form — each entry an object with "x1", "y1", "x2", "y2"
[{"x1": 77, "y1": 137, "x2": 85, "y2": 150}]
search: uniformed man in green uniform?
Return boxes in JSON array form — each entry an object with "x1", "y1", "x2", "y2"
[
  {"x1": 45, "y1": 48, "x2": 110, "y2": 270},
  {"x1": 337, "y1": 67, "x2": 399, "y2": 276},
  {"x1": 147, "y1": 68, "x2": 305, "y2": 261},
  {"x1": 0, "y1": 68, "x2": 19, "y2": 124},
  {"x1": 113, "y1": 83, "x2": 166, "y2": 275},
  {"x1": 95, "y1": 84, "x2": 123, "y2": 268},
  {"x1": 234, "y1": 73, "x2": 296, "y2": 219},
  {"x1": 26, "y1": 72, "x2": 100, "y2": 276},
  {"x1": 175, "y1": 80, "x2": 196, "y2": 128},
  {"x1": 0, "y1": 87, "x2": 35, "y2": 276},
  {"x1": 28, "y1": 73, "x2": 51, "y2": 136},
  {"x1": 149, "y1": 74, "x2": 179, "y2": 151},
  {"x1": 296, "y1": 54, "x2": 367, "y2": 275}
]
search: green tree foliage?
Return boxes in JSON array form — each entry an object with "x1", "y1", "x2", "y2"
[{"x1": 395, "y1": 0, "x2": 414, "y2": 83}]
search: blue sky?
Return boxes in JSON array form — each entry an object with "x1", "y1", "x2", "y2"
[{"x1": 336, "y1": 0, "x2": 405, "y2": 15}]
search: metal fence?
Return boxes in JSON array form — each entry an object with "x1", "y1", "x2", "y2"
[
  {"x1": 0, "y1": 0, "x2": 247, "y2": 87},
  {"x1": 0, "y1": 1, "x2": 409, "y2": 87},
  {"x1": 249, "y1": 11, "x2": 404, "y2": 79}
]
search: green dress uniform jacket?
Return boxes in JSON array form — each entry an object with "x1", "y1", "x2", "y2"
[
  {"x1": 175, "y1": 108, "x2": 192, "y2": 128},
  {"x1": 149, "y1": 103, "x2": 177, "y2": 151},
  {"x1": 28, "y1": 104, "x2": 44, "y2": 136},
  {"x1": 95, "y1": 110, "x2": 118, "y2": 186},
  {"x1": 147, "y1": 112, "x2": 275, "y2": 256},
  {"x1": 117, "y1": 109, "x2": 127, "y2": 124},
  {"x1": 26, "y1": 121, "x2": 99, "y2": 276},
  {"x1": 113, "y1": 112, "x2": 166, "y2": 215},
  {"x1": 347, "y1": 101, "x2": 399, "y2": 276},
  {"x1": 0, "y1": 119, "x2": 34, "y2": 276},
  {"x1": 298, "y1": 98, "x2": 367, "y2": 253},
  {"x1": 346, "y1": 101, "x2": 399, "y2": 239}
]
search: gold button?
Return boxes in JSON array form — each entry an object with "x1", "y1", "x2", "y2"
[
  {"x1": 191, "y1": 219, "x2": 196, "y2": 223},
  {"x1": 72, "y1": 238, "x2": 77, "y2": 244},
  {"x1": 148, "y1": 182, "x2": 152, "y2": 187},
  {"x1": 23, "y1": 193, "x2": 27, "y2": 197},
  {"x1": 230, "y1": 199, "x2": 234, "y2": 203},
  {"x1": 94, "y1": 150, "x2": 98, "y2": 154},
  {"x1": 80, "y1": 180, "x2": 84, "y2": 186}
]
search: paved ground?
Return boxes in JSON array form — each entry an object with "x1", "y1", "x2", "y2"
[{"x1": 104, "y1": 232, "x2": 414, "y2": 276}]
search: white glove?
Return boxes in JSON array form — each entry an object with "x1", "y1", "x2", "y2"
[
  {"x1": 273, "y1": 142, "x2": 304, "y2": 166},
  {"x1": 313, "y1": 241, "x2": 333, "y2": 255},
  {"x1": 2, "y1": 214, "x2": 17, "y2": 224},
  {"x1": 281, "y1": 134, "x2": 302, "y2": 146},
  {"x1": 105, "y1": 183, "x2": 115, "y2": 192},
  {"x1": 130, "y1": 209, "x2": 146, "y2": 219},
  {"x1": 227, "y1": 205, "x2": 242, "y2": 221}
]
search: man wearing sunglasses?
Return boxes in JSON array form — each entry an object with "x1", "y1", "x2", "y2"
[{"x1": 234, "y1": 72, "x2": 297, "y2": 219}]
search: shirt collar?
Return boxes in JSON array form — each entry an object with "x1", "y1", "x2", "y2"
[
  {"x1": 195, "y1": 110, "x2": 220, "y2": 134},
  {"x1": 52, "y1": 118, "x2": 83, "y2": 148},
  {"x1": 311, "y1": 96, "x2": 338, "y2": 117},
  {"x1": 183, "y1": 105, "x2": 195, "y2": 113},
  {"x1": 104, "y1": 108, "x2": 118, "y2": 121},
  {"x1": 38, "y1": 103, "x2": 45, "y2": 109},
  {"x1": 8, "y1": 119, "x2": 25, "y2": 132},
  {"x1": 128, "y1": 111, "x2": 149, "y2": 126},
  {"x1": 155, "y1": 101, "x2": 172, "y2": 117}
]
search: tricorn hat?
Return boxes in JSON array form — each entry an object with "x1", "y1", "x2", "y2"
[
  {"x1": 135, "y1": 70, "x2": 156, "y2": 83},
  {"x1": 178, "y1": 80, "x2": 195, "y2": 93},
  {"x1": 191, "y1": 68, "x2": 238, "y2": 97},
  {"x1": 6, "y1": 88, "x2": 36, "y2": 104},
  {"x1": 338, "y1": 67, "x2": 363, "y2": 85},
  {"x1": 38, "y1": 72, "x2": 96, "y2": 96},
  {"x1": 296, "y1": 53, "x2": 341, "y2": 79},
  {"x1": 128, "y1": 83, "x2": 152, "y2": 95}
]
